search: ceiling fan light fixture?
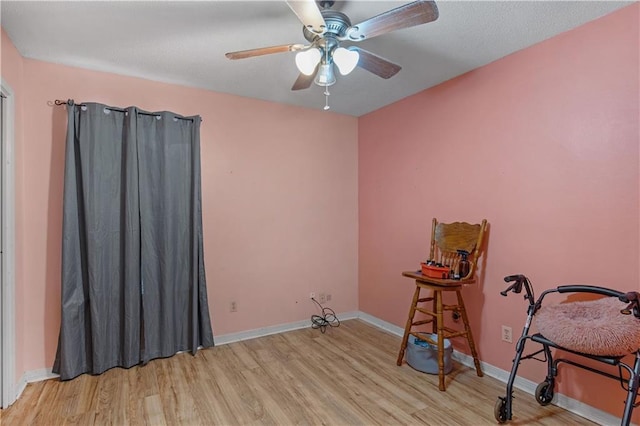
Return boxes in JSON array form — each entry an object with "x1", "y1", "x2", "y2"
[
  {"x1": 333, "y1": 47, "x2": 359, "y2": 75},
  {"x1": 295, "y1": 48, "x2": 321, "y2": 75},
  {"x1": 314, "y1": 63, "x2": 336, "y2": 86}
]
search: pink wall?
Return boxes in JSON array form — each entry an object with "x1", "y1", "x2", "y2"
[
  {"x1": 359, "y1": 4, "x2": 638, "y2": 421},
  {"x1": 4, "y1": 35, "x2": 358, "y2": 377},
  {"x1": 1, "y1": 28, "x2": 25, "y2": 383},
  {"x1": 3, "y1": 3, "x2": 639, "y2": 421}
]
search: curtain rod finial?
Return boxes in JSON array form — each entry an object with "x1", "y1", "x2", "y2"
[{"x1": 54, "y1": 99, "x2": 75, "y2": 106}]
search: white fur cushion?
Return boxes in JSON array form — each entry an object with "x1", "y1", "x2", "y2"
[{"x1": 535, "y1": 297, "x2": 640, "y2": 357}]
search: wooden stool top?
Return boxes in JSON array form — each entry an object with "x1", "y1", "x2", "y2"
[{"x1": 402, "y1": 270, "x2": 475, "y2": 288}]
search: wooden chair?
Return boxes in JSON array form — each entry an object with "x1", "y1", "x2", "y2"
[{"x1": 397, "y1": 218, "x2": 488, "y2": 391}]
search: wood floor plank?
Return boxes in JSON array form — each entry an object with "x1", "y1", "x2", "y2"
[
  {"x1": 285, "y1": 357, "x2": 371, "y2": 424},
  {"x1": 62, "y1": 411, "x2": 96, "y2": 426},
  {"x1": 255, "y1": 354, "x2": 338, "y2": 424},
  {"x1": 205, "y1": 347, "x2": 278, "y2": 424},
  {"x1": 317, "y1": 332, "x2": 429, "y2": 412},
  {"x1": 173, "y1": 353, "x2": 206, "y2": 425},
  {"x1": 1, "y1": 319, "x2": 599, "y2": 425},
  {"x1": 191, "y1": 378, "x2": 233, "y2": 424},
  {"x1": 143, "y1": 394, "x2": 167, "y2": 425}
]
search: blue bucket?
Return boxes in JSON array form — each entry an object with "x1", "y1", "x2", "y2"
[{"x1": 406, "y1": 334, "x2": 453, "y2": 375}]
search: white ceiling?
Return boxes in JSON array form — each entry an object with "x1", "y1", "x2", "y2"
[{"x1": 1, "y1": 1, "x2": 632, "y2": 116}]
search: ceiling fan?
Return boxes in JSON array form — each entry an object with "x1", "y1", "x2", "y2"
[{"x1": 225, "y1": 0, "x2": 439, "y2": 94}]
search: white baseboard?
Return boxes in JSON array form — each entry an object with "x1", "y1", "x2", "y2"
[
  {"x1": 357, "y1": 311, "x2": 405, "y2": 336},
  {"x1": 14, "y1": 374, "x2": 27, "y2": 403},
  {"x1": 214, "y1": 318, "x2": 310, "y2": 345},
  {"x1": 15, "y1": 311, "x2": 627, "y2": 425},
  {"x1": 214, "y1": 311, "x2": 360, "y2": 345},
  {"x1": 23, "y1": 368, "x2": 59, "y2": 382},
  {"x1": 15, "y1": 368, "x2": 59, "y2": 401}
]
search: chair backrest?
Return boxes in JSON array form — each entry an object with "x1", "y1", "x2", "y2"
[{"x1": 429, "y1": 218, "x2": 488, "y2": 280}]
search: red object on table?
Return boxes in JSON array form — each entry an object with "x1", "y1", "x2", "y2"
[{"x1": 420, "y1": 263, "x2": 450, "y2": 279}]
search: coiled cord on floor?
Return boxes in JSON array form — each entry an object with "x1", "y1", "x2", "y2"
[{"x1": 310, "y1": 297, "x2": 340, "y2": 333}]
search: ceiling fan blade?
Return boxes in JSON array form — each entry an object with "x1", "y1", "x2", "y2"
[
  {"x1": 286, "y1": 0, "x2": 326, "y2": 35},
  {"x1": 346, "y1": 0, "x2": 438, "y2": 41},
  {"x1": 352, "y1": 47, "x2": 401, "y2": 79},
  {"x1": 225, "y1": 44, "x2": 306, "y2": 60},
  {"x1": 291, "y1": 65, "x2": 319, "y2": 91}
]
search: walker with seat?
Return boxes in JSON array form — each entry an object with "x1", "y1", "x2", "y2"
[{"x1": 495, "y1": 274, "x2": 640, "y2": 425}]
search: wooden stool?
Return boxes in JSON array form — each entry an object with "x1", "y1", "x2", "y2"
[
  {"x1": 397, "y1": 218, "x2": 487, "y2": 391},
  {"x1": 396, "y1": 271, "x2": 483, "y2": 391}
]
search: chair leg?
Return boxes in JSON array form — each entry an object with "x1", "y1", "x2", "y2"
[
  {"x1": 456, "y1": 290, "x2": 483, "y2": 377},
  {"x1": 397, "y1": 284, "x2": 421, "y2": 366},
  {"x1": 435, "y1": 290, "x2": 447, "y2": 391},
  {"x1": 431, "y1": 289, "x2": 438, "y2": 335}
]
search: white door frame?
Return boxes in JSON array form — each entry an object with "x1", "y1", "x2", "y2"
[{"x1": 1, "y1": 80, "x2": 16, "y2": 409}]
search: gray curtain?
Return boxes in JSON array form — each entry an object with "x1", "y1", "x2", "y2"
[{"x1": 53, "y1": 102, "x2": 214, "y2": 381}]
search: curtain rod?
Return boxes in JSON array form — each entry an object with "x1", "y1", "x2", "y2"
[{"x1": 54, "y1": 99, "x2": 198, "y2": 122}]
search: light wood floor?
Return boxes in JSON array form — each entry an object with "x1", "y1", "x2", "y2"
[{"x1": 1, "y1": 319, "x2": 595, "y2": 425}]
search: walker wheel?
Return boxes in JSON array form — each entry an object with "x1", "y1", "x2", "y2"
[
  {"x1": 494, "y1": 397, "x2": 508, "y2": 423},
  {"x1": 535, "y1": 381, "x2": 554, "y2": 406}
]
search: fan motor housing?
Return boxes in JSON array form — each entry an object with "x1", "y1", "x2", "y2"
[{"x1": 303, "y1": 10, "x2": 351, "y2": 42}]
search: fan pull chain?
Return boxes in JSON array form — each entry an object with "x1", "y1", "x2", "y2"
[
  {"x1": 324, "y1": 86, "x2": 330, "y2": 110},
  {"x1": 322, "y1": 46, "x2": 331, "y2": 111}
]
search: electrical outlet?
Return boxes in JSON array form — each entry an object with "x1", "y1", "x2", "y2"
[
  {"x1": 501, "y1": 325, "x2": 513, "y2": 343},
  {"x1": 326, "y1": 293, "x2": 332, "y2": 302},
  {"x1": 230, "y1": 301, "x2": 237, "y2": 312},
  {"x1": 310, "y1": 292, "x2": 315, "y2": 300},
  {"x1": 319, "y1": 293, "x2": 326, "y2": 303}
]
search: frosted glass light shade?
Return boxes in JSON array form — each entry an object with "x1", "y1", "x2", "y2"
[
  {"x1": 333, "y1": 47, "x2": 359, "y2": 75},
  {"x1": 295, "y1": 49, "x2": 321, "y2": 75},
  {"x1": 314, "y1": 63, "x2": 336, "y2": 86}
]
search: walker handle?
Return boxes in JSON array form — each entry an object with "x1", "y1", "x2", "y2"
[
  {"x1": 501, "y1": 274, "x2": 536, "y2": 307},
  {"x1": 620, "y1": 292, "x2": 639, "y2": 303},
  {"x1": 556, "y1": 285, "x2": 624, "y2": 298},
  {"x1": 619, "y1": 292, "x2": 640, "y2": 318},
  {"x1": 501, "y1": 274, "x2": 525, "y2": 296}
]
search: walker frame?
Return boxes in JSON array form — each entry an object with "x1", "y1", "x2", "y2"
[{"x1": 494, "y1": 274, "x2": 640, "y2": 425}]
